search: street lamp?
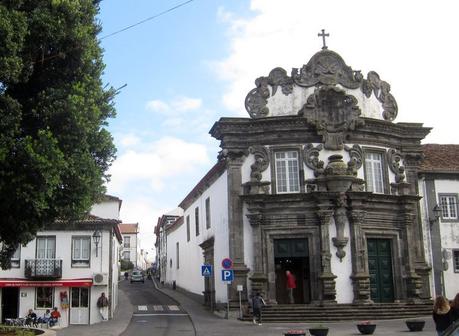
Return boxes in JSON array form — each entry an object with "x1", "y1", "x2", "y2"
[
  {"x1": 92, "y1": 230, "x2": 101, "y2": 257},
  {"x1": 429, "y1": 204, "x2": 442, "y2": 228}
]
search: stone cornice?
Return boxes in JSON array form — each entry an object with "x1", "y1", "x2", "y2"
[{"x1": 210, "y1": 116, "x2": 431, "y2": 150}]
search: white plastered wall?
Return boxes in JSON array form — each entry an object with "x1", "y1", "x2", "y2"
[{"x1": 166, "y1": 171, "x2": 229, "y2": 303}]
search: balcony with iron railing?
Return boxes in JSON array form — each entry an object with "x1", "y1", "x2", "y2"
[{"x1": 25, "y1": 259, "x2": 62, "y2": 279}]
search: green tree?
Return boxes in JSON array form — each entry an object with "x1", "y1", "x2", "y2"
[{"x1": 0, "y1": 0, "x2": 116, "y2": 268}]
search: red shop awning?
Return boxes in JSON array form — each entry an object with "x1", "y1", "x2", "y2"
[{"x1": 0, "y1": 279, "x2": 93, "y2": 287}]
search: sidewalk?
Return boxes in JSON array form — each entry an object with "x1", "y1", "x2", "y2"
[{"x1": 55, "y1": 286, "x2": 133, "y2": 336}]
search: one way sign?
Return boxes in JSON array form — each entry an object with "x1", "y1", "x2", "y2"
[{"x1": 201, "y1": 265, "x2": 213, "y2": 277}]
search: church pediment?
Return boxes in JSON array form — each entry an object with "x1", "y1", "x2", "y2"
[{"x1": 244, "y1": 49, "x2": 398, "y2": 122}]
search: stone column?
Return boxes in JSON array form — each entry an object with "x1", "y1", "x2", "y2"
[
  {"x1": 247, "y1": 213, "x2": 268, "y2": 297},
  {"x1": 401, "y1": 212, "x2": 423, "y2": 303},
  {"x1": 226, "y1": 152, "x2": 250, "y2": 303},
  {"x1": 349, "y1": 209, "x2": 372, "y2": 304},
  {"x1": 317, "y1": 209, "x2": 337, "y2": 304}
]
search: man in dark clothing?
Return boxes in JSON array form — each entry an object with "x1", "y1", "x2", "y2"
[{"x1": 251, "y1": 292, "x2": 265, "y2": 325}]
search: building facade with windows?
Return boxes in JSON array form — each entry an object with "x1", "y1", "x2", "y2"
[
  {"x1": 119, "y1": 223, "x2": 139, "y2": 269},
  {"x1": 163, "y1": 46, "x2": 434, "y2": 308},
  {"x1": 154, "y1": 208, "x2": 183, "y2": 283},
  {"x1": 0, "y1": 196, "x2": 122, "y2": 326},
  {"x1": 418, "y1": 144, "x2": 459, "y2": 299}
]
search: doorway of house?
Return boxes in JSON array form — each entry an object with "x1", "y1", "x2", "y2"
[
  {"x1": 2, "y1": 287, "x2": 19, "y2": 322},
  {"x1": 274, "y1": 238, "x2": 310, "y2": 304}
]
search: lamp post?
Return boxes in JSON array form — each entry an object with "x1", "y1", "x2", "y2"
[
  {"x1": 429, "y1": 204, "x2": 443, "y2": 296},
  {"x1": 93, "y1": 230, "x2": 101, "y2": 257}
]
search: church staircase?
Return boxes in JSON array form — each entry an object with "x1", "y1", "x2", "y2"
[{"x1": 242, "y1": 303, "x2": 432, "y2": 322}]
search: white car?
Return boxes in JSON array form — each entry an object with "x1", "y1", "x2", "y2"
[{"x1": 130, "y1": 270, "x2": 145, "y2": 283}]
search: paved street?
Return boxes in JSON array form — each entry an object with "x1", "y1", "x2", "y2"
[
  {"x1": 119, "y1": 280, "x2": 194, "y2": 336},
  {"x1": 57, "y1": 277, "x2": 437, "y2": 336}
]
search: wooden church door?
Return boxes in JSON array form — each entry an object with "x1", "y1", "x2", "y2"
[{"x1": 367, "y1": 238, "x2": 395, "y2": 303}]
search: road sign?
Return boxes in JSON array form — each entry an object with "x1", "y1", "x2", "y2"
[
  {"x1": 221, "y1": 258, "x2": 233, "y2": 270},
  {"x1": 221, "y1": 269, "x2": 234, "y2": 281},
  {"x1": 201, "y1": 265, "x2": 213, "y2": 277}
]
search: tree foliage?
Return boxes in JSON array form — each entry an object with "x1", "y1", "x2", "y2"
[
  {"x1": 120, "y1": 259, "x2": 134, "y2": 272},
  {"x1": 0, "y1": 0, "x2": 116, "y2": 268}
]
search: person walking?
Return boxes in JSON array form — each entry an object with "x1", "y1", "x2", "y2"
[
  {"x1": 286, "y1": 270, "x2": 296, "y2": 304},
  {"x1": 433, "y1": 295, "x2": 453, "y2": 336},
  {"x1": 251, "y1": 292, "x2": 265, "y2": 326},
  {"x1": 97, "y1": 292, "x2": 110, "y2": 321}
]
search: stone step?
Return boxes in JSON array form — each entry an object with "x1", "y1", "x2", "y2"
[{"x1": 242, "y1": 303, "x2": 432, "y2": 322}]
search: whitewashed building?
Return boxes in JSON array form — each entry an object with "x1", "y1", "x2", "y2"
[
  {"x1": 119, "y1": 223, "x2": 139, "y2": 268},
  {"x1": 0, "y1": 195, "x2": 122, "y2": 326},
  {"x1": 162, "y1": 44, "x2": 435, "y2": 311},
  {"x1": 419, "y1": 144, "x2": 459, "y2": 299}
]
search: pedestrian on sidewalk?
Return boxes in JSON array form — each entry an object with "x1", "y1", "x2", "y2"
[
  {"x1": 433, "y1": 295, "x2": 453, "y2": 336},
  {"x1": 286, "y1": 270, "x2": 296, "y2": 304},
  {"x1": 251, "y1": 292, "x2": 265, "y2": 326},
  {"x1": 97, "y1": 292, "x2": 110, "y2": 321}
]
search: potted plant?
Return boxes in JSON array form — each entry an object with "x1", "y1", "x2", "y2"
[
  {"x1": 284, "y1": 330, "x2": 306, "y2": 336},
  {"x1": 308, "y1": 324, "x2": 329, "y2": 336},
  {"x1": 356, "y1": 321, "x2": 377, "y2": 335},
  {"x1": 405, "y1": 319, "x2": 426, "y2": 332}
]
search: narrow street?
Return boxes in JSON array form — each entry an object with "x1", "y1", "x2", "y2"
[{"x1": 119, "y1": 279, "x2": 195, "y2": 336}]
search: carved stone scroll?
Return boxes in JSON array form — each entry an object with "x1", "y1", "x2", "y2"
[
  {"x1": 245, "y1": 67, "x2": 293, "y2": 118},
  {"x1": 304, "y1": 143, "x2": 324, "y2": 177},
  {"x1": 249, "y1": 146, "x2": 269, "y2": 182},
  {"x1": 344, "y1": 144, "x2": 363, "y2": 170},
  {"x1": 386, "y1": 148, "x2": 406, "y2": 183},
  {"x1": 361, "y1": 71, "x2": 398, "y2": 121},
  {"x1": 292, "y1": 49, "x2": 361, "y2": 89}
]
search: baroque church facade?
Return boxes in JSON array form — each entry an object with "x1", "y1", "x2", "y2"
[{"x1": 163, "y1": 40, "x2": 433, "y2": 308}]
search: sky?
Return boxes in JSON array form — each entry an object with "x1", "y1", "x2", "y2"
[{"x1": 98, "y1": 0, "x2": 459, "y2": 258}]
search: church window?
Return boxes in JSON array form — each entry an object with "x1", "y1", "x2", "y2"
[
  {"x1": 195, "y1": 207, "x2": 200, "y2": 236},
  {"x1": 454, "y1": 250, "x2": 459, "y2": 273},
  {"x1": 364, "y1": 152, "x2": 385, "y2": 193},
  {"x1": 186, "y1": 215, "x2": 190, "y2": 242},
  {"x1": 439, "y1": 194, "x2": 458, "y2": 220},
  {"x1": 205, "y1": 197, "x2": 211, "y2": 229},
  {"x1": 275, "y1": 151, "x2": 300, "y2": 193}
]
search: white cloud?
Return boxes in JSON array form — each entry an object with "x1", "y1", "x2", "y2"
[
  {"x1": 145, "y1": 99, "x2": 170, "y2": 112},
  {"x1": 213, "y1": 1, "x2": 459, "y2": 143},
  {"x1": 119, "y1": 133, "x2": 141, "y2": 148},
  {"x1": 107, "y1": 136, "x2": 210, "y2": 194},
  {"x1": 145, "y1": 96, "x2": 202, "y2": 114},
  {"x1": 171, "y1": 97, "x2": 202, "y2": 111}
]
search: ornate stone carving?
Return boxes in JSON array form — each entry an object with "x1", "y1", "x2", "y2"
[
  {"x1": 386, "y1": 148, "x2": 406, "y2": 183},
  {"x1": 249, "y1": 146, "x2": 269, "y2": 182},
  {"x1": 292, "y1": 49, "x2": 361, "y2": 89},
  {"x1": 245, "y1": 67, "x2": 293, "y2": 118},
  {"x1": 344, "y1": 144, "x2": 363, "y2": 172},
  {"x1": 361, "y1": 71, "x2": 398, "y2": 121},
  {"x1": 332, "y1": 193, "x2": 349, "y2": 262},
  {"x1": 304, "y1": 143, "x2": 324, "y2": 177},
  {"x1": 299, "y1": 86, "x2": 364, "y2": 150}
]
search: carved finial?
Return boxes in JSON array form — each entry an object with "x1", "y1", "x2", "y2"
[{"x1": 318, "y1": 29, "x2": 330, "y2": 50}]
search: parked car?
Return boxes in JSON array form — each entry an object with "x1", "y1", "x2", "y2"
[{"x1": 130, "y1": 270, "x2": 145, "y2": 283}]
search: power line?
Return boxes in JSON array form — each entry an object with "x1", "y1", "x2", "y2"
[
  {"x1": 100, "y1": 0, "x2": 195, "y2": 40},
  {"x1": 31, "y1": 0, "x2": 196, "y2": 65}
]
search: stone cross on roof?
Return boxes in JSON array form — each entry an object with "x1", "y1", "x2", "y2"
[{"x1": 318, "y1": 29, "x2": 329, "y2": 50}]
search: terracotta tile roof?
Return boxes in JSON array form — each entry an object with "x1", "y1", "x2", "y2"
[
  {"x1": 119, "y1": 223, "x2": 139, "y2": 234},
  {"x1": 420, "y1": 144, "x2": 459, "y2": 173}
]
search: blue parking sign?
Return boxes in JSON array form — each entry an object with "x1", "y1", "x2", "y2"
[
  {"x1": 221, "y1": 269, "x2": 234, "y2": 281},
  {"x1": 201, "y1": 265, "x2": 212, "y2": 277}
]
